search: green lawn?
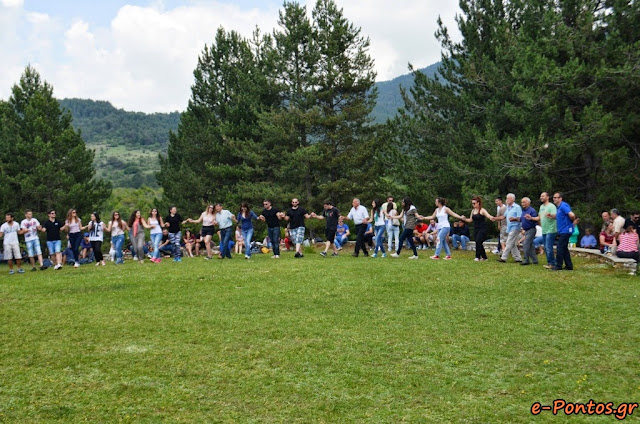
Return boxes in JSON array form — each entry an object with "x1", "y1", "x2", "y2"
[{"x1": 0, "y1": 250, "x2": 638, "y2": 422}]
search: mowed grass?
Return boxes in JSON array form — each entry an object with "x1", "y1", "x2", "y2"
[{"x1": 0, "y1": 249, "x2": 638, "y2": 423}]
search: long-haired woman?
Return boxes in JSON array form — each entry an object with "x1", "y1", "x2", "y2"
[
  {"x1": 460, "y1": 196, "x2": 495, "y2": 261},
  {"x1": 385, "y1": 202, "x2": 400, "y2": 253},
  {"x1": 237, "y1": 202, "x2": 258, "y2": 259},
  {"x1": 83, "y1": 212, "x2": 106, "y2": 266},
  {"x1": 420, "y1": 197, "x2": 464, "y2": 260},
  {"x1": 186, "y1": 204, "x2": 216, "y2": 260},
  {"x1": 128, "y1": 210, "x2": 151, "y2": 264},
  {"x1": 105, "y1": 211, "x2": 129, "y2": 265},
  {"x1": 370, "y1": 199, "x2": 386, "y2": 258},
  {"x1": 388, "y1": 197, "x2": 419, "y2": 259},
  {"x1": 61, "y1": 208, "x2": 82, "y2": 268},
  {"x1": 148, "y1": 208, "x2": 165, "y2": 263}
]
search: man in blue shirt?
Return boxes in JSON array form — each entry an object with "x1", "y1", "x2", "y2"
[
  {"x1": 579, "y1": 228, "x2": 598, "y2": 249},
  {"x1": 551, "y1": 192, "x2": 576, "y2": 271},
  {"x1": 215, "y1": 203, "x2": 237, "y2": 259},
  {"x1": 498, "y1": 193, "x2": 523, "y2": 263},
  {"x1": 519, "y1": 197, "x2": 539, "y2": 265}
]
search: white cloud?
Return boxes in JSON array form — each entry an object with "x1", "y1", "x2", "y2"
[
  {"x1": 0, "y1": 1, "x2": 461, "y2": 113},
  {"x1": 1, "y1": 0, "x2": 23, "y2": 8}
]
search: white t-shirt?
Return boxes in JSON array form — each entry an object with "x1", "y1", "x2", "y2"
[
  {"x1": 110, "y1": 220, "x2": 125, "y2": 236},
  {"x1": 20, "y1": 218, "x2": 41, "y2": 242},
  {"x1": 1, "y1": 222, "x2": 20, "y2": 245},
  {"x1": 436, "y1": 207, "x2": 450, "y2": 229},
  {"x1": 372, "y1": 210, "x2": 386, "y2": 226},
  {"x1": 88, "y1": 221, "x2": 105, "y2": 242},
  {"x1": 535, "y1": 225, "x2": 542, "y2": 238},
  {"x1": 347, "y1": 205, "x2": 369, "y2": 225},
  {"x1": 148, "y1": 218, "x2": 163, "y2": 235}
]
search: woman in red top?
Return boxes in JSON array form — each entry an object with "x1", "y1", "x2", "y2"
[
  {"x1": 599, "y1": 222, "x2": 615, "y2": 253},
  {"x1": 616, "y1": 223, "x2": 639, "y2": 263}
]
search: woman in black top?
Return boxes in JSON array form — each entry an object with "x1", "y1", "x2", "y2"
[{"x1": 461, "y1": 196, "x2": 495, "y2": 261}]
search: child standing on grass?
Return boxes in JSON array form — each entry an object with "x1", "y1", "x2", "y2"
[{"x1": 235, "y1": 226, "x2": 244, "y2": 255}]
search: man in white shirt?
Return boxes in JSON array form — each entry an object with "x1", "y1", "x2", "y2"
[
  {"x1": 0, "y1": 213, "x2": 25, "y2": 274},
  {"x1": 345, "y1": 198, "x2": 370, "y2": 257},
  {"x1": 21, "y1": 209, "x2": 46, "y2": 271},
  {"x1": 611, "y1": 208, "x2": 626, "y2": 242}
]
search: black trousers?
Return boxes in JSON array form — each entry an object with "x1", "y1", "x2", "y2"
[
  {"x1": 354, "y1": 224, "x2": 368, "y2": 255},
  {"x1": 475, "y1": 229, "x2": 487, "y2": 259},
  {"x1": 91, "y1": 240, "x2": 103, "y2": 262}
]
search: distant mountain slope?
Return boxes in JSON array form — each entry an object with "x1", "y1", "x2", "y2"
[
  {"x1": 59, "y1": 98, "x2": 180, "y2": 148},
  {"x1": 370, "y1": 62, "x2": 440, "y2": 123},
  {"x1": 58, "y1": 98, "x2": 180, "y2": 188}
]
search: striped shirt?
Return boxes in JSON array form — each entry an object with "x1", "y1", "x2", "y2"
[{"x1": 618, "y1": 232, "x2": 639, "y2": 253}]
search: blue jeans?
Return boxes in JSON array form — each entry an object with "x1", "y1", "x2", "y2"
[
  {"x1": 435, "y1": 227, "x2": 451, "y2": 257},
  {"x1": 374, "y1": 225, "x2": 386, "y2": 254},
  {"x1": 69, "y1": 232, "x2": 82, "y2": 262},
  {"x1": 151, "y1": 233, "x2": 162, "y2": 259},
  {"x1": 169, "y1": 231, "x2": 182, "y2": 259},
  {"x1": 112, "y1": 234, "x2": 125, "y2": 264},
  {"x1": 242, "y1": 228, "x2": 254, "y2": 257},
  {"x1": 533, "y1": 236, "x2": 544, "y2": 249},
  {"x1": 543, "y1": 233, "x2": 556, "y2": 267},
  {"x1": 335, "y1": 234, "x2": 348, "y2": 249},
  {"x1": 268, "y1": 227, "x2": 280, "y2": 256},
  {"x1": 452, "y1": 234, "x2": 469, "y2": 250},
  {"x1": 386, "y1": 225, "x2": 400, "y2": 251},
  {"x1": 219, "y1": 227, "x2": 232, "y2": 258},
  {"x1": 397, "y1": 228, "x2": 418, "y2": 256},
  {"x1": 555, "y1": 233, "x2": 572, "y2": 270}
]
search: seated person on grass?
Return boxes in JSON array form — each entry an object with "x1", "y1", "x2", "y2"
[
  {"x1": 451, "y1": 220, "x2": 470, "y2": 250},
  {"x1": 413, "y1": 221, "x2": 429, "y2": 249},
  {"x1": 363, "y1": 223, "x2": 374, "y2": 250},
  {"x1": 158, "y1": 228, "x2": 173, "y2": 257},
  {"x1": 579, "y1": 228, "x2": 598, "y2": 249}
]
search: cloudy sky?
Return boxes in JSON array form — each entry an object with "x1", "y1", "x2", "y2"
[{"x1": 0, "y1": 0, "x2": 461, "y2": 113}]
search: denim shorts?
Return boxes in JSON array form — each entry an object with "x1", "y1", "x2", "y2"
[
  {"x1": 47, "y1": 240, "x2": 62, "y2": 254},
  {"x1": 26, "y1": 239, "x2": 42, "y2": 257}
]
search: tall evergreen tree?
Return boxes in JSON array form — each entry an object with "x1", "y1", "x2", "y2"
[
  {"x1": 390, "y1": 0, "x2": 640, "y2": 218},
  {"x1": 0, "y1": 66, "x2": 111, "y2": 215},
  {"x1": 158, "y1": 28, "x2": 279, "y2": 215}
]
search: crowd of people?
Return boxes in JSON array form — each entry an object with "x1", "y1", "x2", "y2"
[{"x1": 1, "y1": 193, "x2": 638, "y2": 275}]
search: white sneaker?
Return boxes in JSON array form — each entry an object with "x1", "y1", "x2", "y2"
[
  {"x1": 74, "y1": 262, "x2": 80, "y2": 268},
  {"x1": 409, "y1": 255, "x2": 419, "y2": 260},
  {"x1": 390, "y1": 253, "x2": 399, "y2": 258}
]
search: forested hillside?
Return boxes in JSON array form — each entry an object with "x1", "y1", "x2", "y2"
[{"x1": 58, "y1": 98, "x2": 180, "y2": 188}]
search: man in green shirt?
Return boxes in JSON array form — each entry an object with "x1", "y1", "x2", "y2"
[{"x1": 525, "y1": 192, "x2": 557, "y2": 269}]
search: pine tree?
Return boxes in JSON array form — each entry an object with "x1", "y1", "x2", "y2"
[
  {"x1": 0, "y1": 66, "x2": 111, "y2": 216},
  {"x1": 158, "y1": 28, "x2": 279, "y2": 215}
]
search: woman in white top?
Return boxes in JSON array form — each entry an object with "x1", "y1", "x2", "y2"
[
  {"x1": 105, "y1": 211, "x2": 129, "y2": 265},
  {"x1": 385, "y1": 202, "x2": 400, "y2": 252},
  {"x1": 186, "y1": 204, "x2": 216, "y2": 260},
  {"x1": 420, "y1": 197, "x2": 464, "y2": 260},
  {"x1": 82, "y1": 212, "x2": 106, "y2": 266},
  {"x1": 148, "y1": 208, "x2": 165, "y2": 263},
  {"x1": 370, "y1": 199, "x2": 387, "y2": 258},
  {"x1": 62, "y1": 208, "x2": 83, "y2": 268}
]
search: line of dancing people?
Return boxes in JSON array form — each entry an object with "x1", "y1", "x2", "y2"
[{"x1": 2, "y1": 190, "x2": 638, "y2": 274}]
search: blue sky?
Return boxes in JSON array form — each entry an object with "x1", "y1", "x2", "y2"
[{"x1": 2, "y1": 0, "x2": 461, "y2": 112}]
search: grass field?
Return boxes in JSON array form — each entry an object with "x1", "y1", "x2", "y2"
[{"x1": 1, "y1": 249, "x2": 638, "y2": 422}]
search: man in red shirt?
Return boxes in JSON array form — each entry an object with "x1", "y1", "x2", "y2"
[{"x1": 414, "y1": 221, "x2": 429, "y2": 250}]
